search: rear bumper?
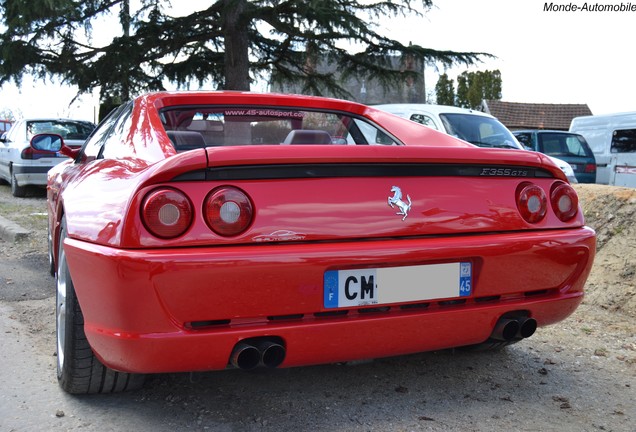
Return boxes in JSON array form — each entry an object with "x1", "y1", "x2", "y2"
[
  {"x1": 12, "y1": 163, "x2": 52, "y2": 186},
  {"x1": 64, "y1": 227, "x2": 596, "y2": 373},
  {"x1": 574, "y1": 172, "x2": 596, "y2": 184}
]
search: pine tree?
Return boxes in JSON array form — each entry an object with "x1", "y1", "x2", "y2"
[
  {"x1": 0, "y1": 0, "x2": 491, "y2": 106},
  {"x1": 434, "y1": 73, "x2": 455, "y2": 106},
  {"x1": 456, "y1": 72, "x2": 470, "y2": 108},
  {"x1": 454, "y1": 70, "x2": 502, "y2": 109}
]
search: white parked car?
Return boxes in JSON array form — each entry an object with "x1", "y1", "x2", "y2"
[
  {"x1": 0, "y1": 118, "x2": 95, "y2": 196},
  {"x1": 375, "y1": 104, "x2": 578, "y2": 183}
]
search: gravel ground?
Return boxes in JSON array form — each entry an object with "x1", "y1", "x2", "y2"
[{"x1": 0, "y1": 183, "x2": 634, "y2": 432}]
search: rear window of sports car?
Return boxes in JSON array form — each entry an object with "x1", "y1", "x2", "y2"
[{"x1": 160, "y1": 107, "x2": 400, "y2": 150}]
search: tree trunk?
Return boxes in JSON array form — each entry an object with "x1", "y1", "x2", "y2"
[
  {"x1": 223, "y1": 0, "x2": 250, "y2": 91},
  {"x1": 121, "y1": 0, "x2": 131, "y2": 101}
]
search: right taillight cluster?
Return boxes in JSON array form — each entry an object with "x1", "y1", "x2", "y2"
[
  {"x1": 203, "y1": 187, "x2": 254, "y2": 236},
  {"x1": 549, "y1": 182, "x2": 578, "y2": 222},
  {"x1": 141, "y1": 186, "x2": 254, "y2": 240},
  {"x1": 516, "y1": 181, "x2": 578, "y2": 224}
]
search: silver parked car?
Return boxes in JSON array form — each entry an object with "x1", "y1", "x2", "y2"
[
  {"x1": 0, "y1": 118, "x2": 95, "y2": 196},
  {"x1": 374, "y1": 104, "x2": 578, "y2": 183}
]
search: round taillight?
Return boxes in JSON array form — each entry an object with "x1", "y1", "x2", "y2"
[
  {"x1": 516, "y1": 183, "x2": 547, "y2": 224},
  {"x1": 141, "y1": 188, "x2": 193, "y2": 238},
  {"x1": 204, "y1": 186, "x2": 253, "y2": 236},
  {"x1": 551, "y1": 182, "x2": 579, "y2": 222}
]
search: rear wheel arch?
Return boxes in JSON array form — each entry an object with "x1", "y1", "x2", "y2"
[
  {"x1": 49, "y1": 205, "x2": 65, "y2": 277},
  {"x1": 56, "y1": 216, "x2": 145, "y2": 394}
]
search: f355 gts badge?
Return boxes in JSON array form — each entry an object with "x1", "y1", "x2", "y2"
[{"x1": 388, "y1": 186, "x2": 412, "y2": 221}]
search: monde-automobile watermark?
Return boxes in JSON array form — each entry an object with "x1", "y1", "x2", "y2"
[{"x1": 544, "y1": 2, "x2": 636, "y2": 11}]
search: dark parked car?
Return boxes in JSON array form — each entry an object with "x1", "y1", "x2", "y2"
[{"x1": 513, "y1": 130, "x2": 597, "y2": 183}]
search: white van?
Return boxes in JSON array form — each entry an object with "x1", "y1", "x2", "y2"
[{"x1": 569, "y1": 112, "x2": 636, "y2": 187}]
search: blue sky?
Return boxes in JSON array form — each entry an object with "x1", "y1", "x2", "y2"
[{"x1": 1, "y1": 0, "x2": 634, "y2": 121}]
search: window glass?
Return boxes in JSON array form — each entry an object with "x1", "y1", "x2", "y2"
[
  {"x1": 26, "y1": 120, "x2": 94, "y2": 141},
  {"x1": 539, "y1": 132, "x2": 593, "y2": 157},
  {"x1": 565, "y1": 136, "x2": 589, "y2": 156},
  {"x1": 514, "y1": 133, "x2": 533, "y2": 149},
  {"x1": 611, "y1": 129, "x2": 636, "y2": 153},
  {"x1": 160, "y1": 106, "x2": 401, "y2": 150},
  {"x1": 4, "y1": 120, "x2": 20, "y2": 142},
  {"x1": 409, "y1": 114, "x2": 438, "y2": 130},
  {"x1": 80, "y1": 103, "x2": 129, "y2": 161},
  {"x1": 101, "y1": 104, "x2": 135, "y2": 159},
  {"x1": 440, "y1": 114, "x2": 522, "y2": 149}
]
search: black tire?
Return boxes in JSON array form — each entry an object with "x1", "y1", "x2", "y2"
[
  {"x1": 11, "y1": 170, "x2": 27, "y2": 197},
  {"x1": 56, "y1": 217, "x2": 145, "y2": 394}
]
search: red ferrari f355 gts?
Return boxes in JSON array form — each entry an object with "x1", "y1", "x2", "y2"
[{"x1": 33, "y1": 91, "x2": 595, "y2": 394}]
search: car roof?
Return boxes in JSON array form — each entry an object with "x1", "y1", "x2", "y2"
[{"x1": 373, "y1": 103, "x2": 494, "y2": 118}]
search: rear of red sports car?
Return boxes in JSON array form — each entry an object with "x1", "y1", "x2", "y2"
[{"x1": 48, "y1": 92, "x2": 595, "y2": 393}]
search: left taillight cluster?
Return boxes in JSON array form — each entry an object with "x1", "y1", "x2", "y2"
[
  {"x1": 516, "y1": 181, "x2": 579, "y2": 224},
  {"x1": 141, "y1": 186, "x2": 253, "y2": 239},
  {"x1": 21, "y1": 147, "x2": 57, "y2": 160}
]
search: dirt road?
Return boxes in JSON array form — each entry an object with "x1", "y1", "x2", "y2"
[{"x1": 0, "y1": 183, "x2": 634, "y2": 432}]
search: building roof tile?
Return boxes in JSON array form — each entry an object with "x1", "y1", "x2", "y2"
[{"x1": 483, "y1": 100, "x2": 592, "y2": 130}]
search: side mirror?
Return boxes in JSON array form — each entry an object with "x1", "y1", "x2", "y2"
[
  {"x1": 30, "y1": 133, "x2": 80, "y2": 159},
  {"x1": 31, "y1": 133, "x2": 63, "y2": 152}
]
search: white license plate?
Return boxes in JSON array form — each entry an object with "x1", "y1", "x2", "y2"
[{"x1": 323, "y1": 262, "x2": 472, "y2": 308}]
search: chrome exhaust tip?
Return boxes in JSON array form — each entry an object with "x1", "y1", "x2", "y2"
[
  {"x1": 230, "y1": 342, "x2": 261, "y2": 370},
  {"x1": 256, "y1": 340, "x2": 286, "y2": 369}
]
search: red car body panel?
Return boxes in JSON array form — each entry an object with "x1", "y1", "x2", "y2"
[
  {"x1": 64, "y1": 227, "x2": 594, "y2": 373},
  {"x1": 57, "y1": 145, "x2": 568, "y2": 248},
  {"x1": 45, "y1": 91, "x2": 595, "y2": 374}
]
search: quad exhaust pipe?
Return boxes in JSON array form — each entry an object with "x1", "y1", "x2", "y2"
[
  {"x1": 230, "y1": 339, "x2": 286, "y2": 370},
  {"x1": 491, "y1": 315, "x2": 537, "y2": 341},
  {"x1": 229, "y1": 316, "x2": 536, "y2": 369}
]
